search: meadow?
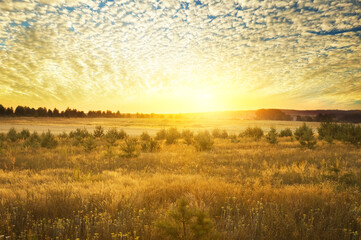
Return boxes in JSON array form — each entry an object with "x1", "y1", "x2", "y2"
[{"x1": 0, "y1": 118, "x2": 360, "y2": 240}]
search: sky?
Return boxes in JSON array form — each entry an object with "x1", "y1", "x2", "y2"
[{"x1": 0, "y1": 0, "x2": 360, "y2": 113}]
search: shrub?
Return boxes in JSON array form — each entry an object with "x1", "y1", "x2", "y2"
[
  {"x1": 212, "y1": 129, "x2": 228, "y2": 139},
  {"x1": 105, "y1": 128, "x2": 124, "y2": 146},
  {"x1": 140, "y1": 132, "x2": 151, "y2": 141},
  {"x1": 69, "y1": 128, "x2": 90, "y2": 139},
  {"x1": 7, "y1": 128, "x2": 18, "y2": 142},
  {"x1": 156, "y1": 198, "x2": 215, "y2": 240},
  {"x1": 155, "y1": 129, "x2": 167, "y2": 140},
  {"x1": 23, "y1": 132, "x2": 41, "y2": 149},
  {"x1": 194, "y1": 131, "x2": 213, "y2": 151},
  {"x1": 82, "y1": 136, "x2": 97, "y2": 152},
  {"x1": 212, "y1": 128, "x2": 222, "y2": 138},
  {"x1": 93, "y1": 125, "x2": 104, "y2": 138},
  {"x1": 318, "y1": 122, "x2": 340, "y2": 144},
  {"x1": 266, "y1": 127, "x2": 278, "y2": 144},
  {"x1": 228, "y1": 134, "x2": 239, "y2": 143},
  {"x1": 141, "y1": 138, "x2": 160, "y2": 152},
  {"x1": 166, "y1": 128, "x2": 181, "y2": 144},
  {"x1": 19, "y1": 129, "x2": 31, "y2": 140},
  {"x1": 59, "y1": 131, "x2": 68, "y2": 139},
  {"x1": 279, "y1": 128, "x2": 293, "y2": 137},
  {"x1": 339, "y1": 123, "x2": 361, "y2": 146},
  {"x1": 294, "y1": 123, "x2": 317, "y2": 149},
  {"x1": 241, "y1": 127, "x2": 264, "y2": 141},
  {"x1": 117, "y1": 129, "x2": 128, "y2": 139},
  {"x1": 120, "y1": 137, "x2": 139, "y2": 158},
  {"x1": 182, "y1": 129, "x2": 194, "y2": 145},
  {"x1": 41, "y1": 130, "x2": 58, "y2": 149},
  {"x1": 221, "y1": 130, "x2": 228, "y2": 139},
  {"x1": 69, "y1": 128, "x2": 90, "y2": 146}
]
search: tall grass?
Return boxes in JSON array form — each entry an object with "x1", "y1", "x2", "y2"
[{"x1": 0, "y1": 126, "x2": 360, "y2": 239}]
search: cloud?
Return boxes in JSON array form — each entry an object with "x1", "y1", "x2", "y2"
[{"x1": 0, "y1": 0, "x2": 360, "y2": 111}]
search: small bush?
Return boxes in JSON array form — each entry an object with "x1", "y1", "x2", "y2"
[
  {"x1": 120, "y1": 137, "x2": 140, "y2": 158},
  {"x1": 241, "y1": 127, "x2": 264, "y2": 141},
  {"x1": 212, "y1": 128, "x2": 222, "y2": 138},
  {"x1": 7, "y1": 128, "x2": 18, "y2": 142},
  {"x1": 140, "y1": 132, "x2": 151, "y2": 141},
  {"x1": 141, "y1": 138, "x2": 160, "y2": 152},
  {"x1": 82, "y1": 136, "x2": 97, "y2": 152},
  {"x1": 41, "y1": 130, "x2": 58, "y2": 149},
  {"x1": 59, "y1": 131, "x2": 68, "y2": 139},
  {"x1": 318, "y1": 122, "x2": 339, "y2": 144},
  {"x1": 279, "y1": 128, "x2": 293, "y2": 137},
  {"x1": 23, "y1": 132, "x2": 41, "y2": 149},
  {"x1": 266, "y1": 127, "x2": 278, "y2": 144},
  {"x1": 294, "y1": 123, "x2": 317, "y2": 149},
  {"x1": 117, "y1": 129, "x2": 128, "y2": 139},
  {"x1": 93, "y1": 125, "x2": 104, "y2": 138},
  {"x1": 194, "y1": 131, "x2": 213, "y2": 151},
  {"x1": 69, "y1": 128, "x2": 90, "y2": 146},
  {"x1": 339, "y1": 123, "x2": 361, "y2": 146},
  {"x1": 105, "y1": 128, "x2": 126, "y2": 146},
  {"x1": 69, "y1": 128, "x2": 90, "y2": 139},
  {"x1": 228, "y1": 134, "x2": 239, "y2": 143},
  {"x1": 19, "y1": 129, "x2": 31, "y2": 140},
  {"x1": 155, "y1": 129, "x2": 167, "y2": 140},
  {"x1": 156, "y1": 198, "x2": 215, "y2": 240},
  {"x1": 221, "y1": 130, "x2": 228, "y2": 139},
  {"x1": 182, "y1": 129, "x2": 194, "y2": 145},
  {"x1": 166, "y1": 128, "x2": 181, "y2": 144}
]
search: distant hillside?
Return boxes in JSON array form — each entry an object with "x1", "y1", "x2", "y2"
[{"x1": 182, "y1": 109, "x2": 361, "y2": 123}]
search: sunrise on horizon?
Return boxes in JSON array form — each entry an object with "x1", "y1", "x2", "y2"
[
  {"x1": 1, "y1": 2, "x2": 361, "y2": 239},
  {"x1": 0, "y1": 0, "x2": 360, "y2": 113}
]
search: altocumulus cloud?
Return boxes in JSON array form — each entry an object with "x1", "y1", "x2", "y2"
[{"x1": 0, "y1": 0, "x2": 360, "y2": 110}]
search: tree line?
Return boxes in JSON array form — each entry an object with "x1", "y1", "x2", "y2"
[
  {"x1": 0, "y1": 104, "x2": 179, "y2": 118},
  {"x1": 256, "y1": 109, "x2": 361, "y2": 123}
]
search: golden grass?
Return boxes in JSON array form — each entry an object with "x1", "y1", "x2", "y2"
[{"x1": 0, "y1": 130, "x2": 360, "y2": 239}]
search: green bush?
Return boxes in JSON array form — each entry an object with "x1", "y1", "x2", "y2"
[
  {"x1": 59, "y1": 131, "x2": 68, "y2": 139},
  {"x1": 294, "y1": 123, "x2": 317, "y2": 149},
  {"x1": 7, "y1": 128, "x2": 18, "y2": 142},
  {"x1": 241, "y1": 127, "x2": 264, "y2": 141},
  {"x1": 166, "y1": 128, "x2": 181, "y2": 144},
  {"x1": 23, "y1": 132, "x2": 41, "y2": 149},
  {"x1": 82, "y1": 136, "x2": 97, "y2": 152},
  {"x1": 279, "y1": 128, "x2": 293, "y2": 137},
  {"x1": 194, "y1": 131, "x2": 213, "y2": 151},
  {"x1": 228, "y1": 134, "x2": 239, "y2": 143},
  {"x1": 156, "y1": 198, "x2": 215, "y2": 240},
  {"x1": 69, "y1": 128, "x2": 90, "y2": 146},
  {"x1": 120, "y1": 137, "x2": 140, "y2": 158},
  {"x1": 266, "y1": 127, "x2": 278, "y2": 144},
  {"x1": 318, "y1": 122, "x2": 340, "y2": 143},
  {"x1": 339, "y1": 123, "x2": 361, "y2": 146},
  {"x1": 93, "y1": 125, "x2": 104, "y2": 138},
  {"x1": 212, "y1": 129, "x2": 228, "y2": 139},
  {"x1": 105, "y1": 128, "x2": 127, "y2": 146},
  {"x1": 41, "y1": 130, "x2": 58, "y2": 149},
  {"x1": 69, "y1": 128, "x2": 90, "y2": 139},
  {"x1": 19, "y1": 129, "x2": 31, "y2": 140},
  {"x1": 182, "y1": 129, "x2": 194, "y2": 145},
  {"x1": 141, "y1": 138, "x2": 160, "y2": 152},
  {"x1": 155, "y1": 129, "x2": 167, "y2": 140},
  {"x1": 140, "y1": 132, "x2": 151, "y2": 141}
]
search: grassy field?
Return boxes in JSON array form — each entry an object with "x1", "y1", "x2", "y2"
[
  {"x1": 0, "y1": 119, "x2": 360, "y2": 239},
  {"x1": 0, "y1": 117, "x2": 321, "y2": 135}
]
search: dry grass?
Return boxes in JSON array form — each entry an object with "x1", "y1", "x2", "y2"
[{"x1": 0, "y1": 126, "x2": 360, "y2": 239}]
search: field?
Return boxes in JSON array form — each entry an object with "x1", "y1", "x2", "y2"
[
  {"x1": 0, "y1": 118, "x2": 360, "y2": 240},
  {"x1": 0, "y1": 117, "x2": 321, "y2": 135}
]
